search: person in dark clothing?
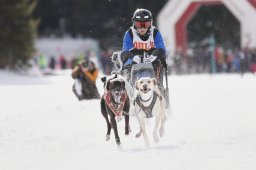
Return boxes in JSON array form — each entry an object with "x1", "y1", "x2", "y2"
[{"x1": 49, "y1": 56, "x2": 56, "y2": 70}]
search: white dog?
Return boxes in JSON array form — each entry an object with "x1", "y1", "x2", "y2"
[{"x1": 134, "y1": 77, "x2": 167, "y2": 146}]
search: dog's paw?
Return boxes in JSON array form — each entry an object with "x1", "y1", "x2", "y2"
[
  {"x1": 125, "y1": 126, "x2": 131, "y2": 135},
  {"x1": 153, "y1": 134, "x2": 159, "y2": 143},
  {"x1": 106, "y1": 135, "x2": 110, "y2": 141},
  {"x1": 135, "y1": 132, "x2": 141, "y2": 138},
  {"x1": 117, "y1": 143, "x2": 123, "y2": 150},
  {"x1": 159, "y1": 128, "x2": 165, "y2": 137},
  {"x1": 125, "y1": 129, "x2": 131, "y2": 135}
]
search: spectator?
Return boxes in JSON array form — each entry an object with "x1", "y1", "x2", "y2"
[
  {"x1": 59, "y1": 55, "x2": 67, "y2": 69},
  {"x1": 38, "y1": 54, "x2": 47, "y2": 71},
  {"x1": 71, "y1": 58, "x2": 100, "y2": 100},
  {"x1": 49, "y1": 56, "x2": 56, "y2": 70}
]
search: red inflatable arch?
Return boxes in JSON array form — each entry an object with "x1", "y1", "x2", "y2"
[{"x1": 157, "y1": 0, "x2": 256, "y2": 54}]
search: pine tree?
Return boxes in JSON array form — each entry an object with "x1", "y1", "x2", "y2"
[{"x1": 0, "y1": 0, "x2": 38, "y2": 68}]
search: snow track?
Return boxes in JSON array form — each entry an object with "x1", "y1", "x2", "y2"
[{"x1": 0, "y1": 70, "x2": 256, "y2": 170}]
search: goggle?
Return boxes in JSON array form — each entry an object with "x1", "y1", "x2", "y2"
[{"x1": 134, "y1": 21, "x2": 152, "y2": 29}]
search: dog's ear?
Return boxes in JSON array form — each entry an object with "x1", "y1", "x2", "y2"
[
  {"x1": 114, "y1": 74, "x2": 118, "y2": 79},
  {"x1": 122, "y1": 81, "x2": 125, "y2": 89},
  {"x1": 106, "y1": 81, "x2": 110, "y2": 91},
  {"x1": 152, "y1": 78, "x2": 157, "y2": 86},
  {"x1": 101, "y1": 77, "x2": 107, "y2": 83},
  {"x1": 135, "y1": 80, "x2": 139, "y2": 90}
]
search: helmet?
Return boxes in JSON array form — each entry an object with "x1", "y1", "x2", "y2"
[{"x1": 132, "y1": 9, "x2": 153, "y2": 29}]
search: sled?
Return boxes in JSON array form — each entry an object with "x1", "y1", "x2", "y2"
[{"x1": 111, "y1": 51, "x2": 170, "y2": 107}]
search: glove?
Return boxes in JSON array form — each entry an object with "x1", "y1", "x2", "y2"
[
  {"x1": 129, "y1": 48, "x2": 144, "y2": 55},
  {"x1": 148, "y1": 48, "x2": 156, "y2": 54}
]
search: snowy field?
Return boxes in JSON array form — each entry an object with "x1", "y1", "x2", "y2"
[{"x1": 0, "y1": 70, "x2": 256, "y2": 170}]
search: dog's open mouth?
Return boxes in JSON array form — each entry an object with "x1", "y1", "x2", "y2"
[{"x1": 141, "y1": 88, "x2": 151, "y2": 93}]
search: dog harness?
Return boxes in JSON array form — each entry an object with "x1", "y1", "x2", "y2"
[
  {"x1": 104, "y1": 91, "x2": 127, "y2": 117},
  {"x1": 135, "y1": 91, "x2": 162, "y2": 118}
]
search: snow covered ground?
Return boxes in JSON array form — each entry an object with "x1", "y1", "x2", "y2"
[{"x1": 0, "y1": 70, "x2": 256, "y2": 170}]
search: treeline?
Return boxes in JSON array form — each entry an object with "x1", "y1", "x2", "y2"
[
  {"x1": 33, "y1": 0, "x2": 168, "y2": 49},
  {"x1": 1, "y1": 0, "x2": 239, "y2": 68},
  {"x1": 0, "y1": 0, "x2": 168, "y2": 67},
  {"x1": 0, "y1": 0, "x2": 38, "y2": 68}
]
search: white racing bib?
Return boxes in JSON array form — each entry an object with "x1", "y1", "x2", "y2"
[{"x1": 131, "y1": 26, "x2": 155, "y2": 50}]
